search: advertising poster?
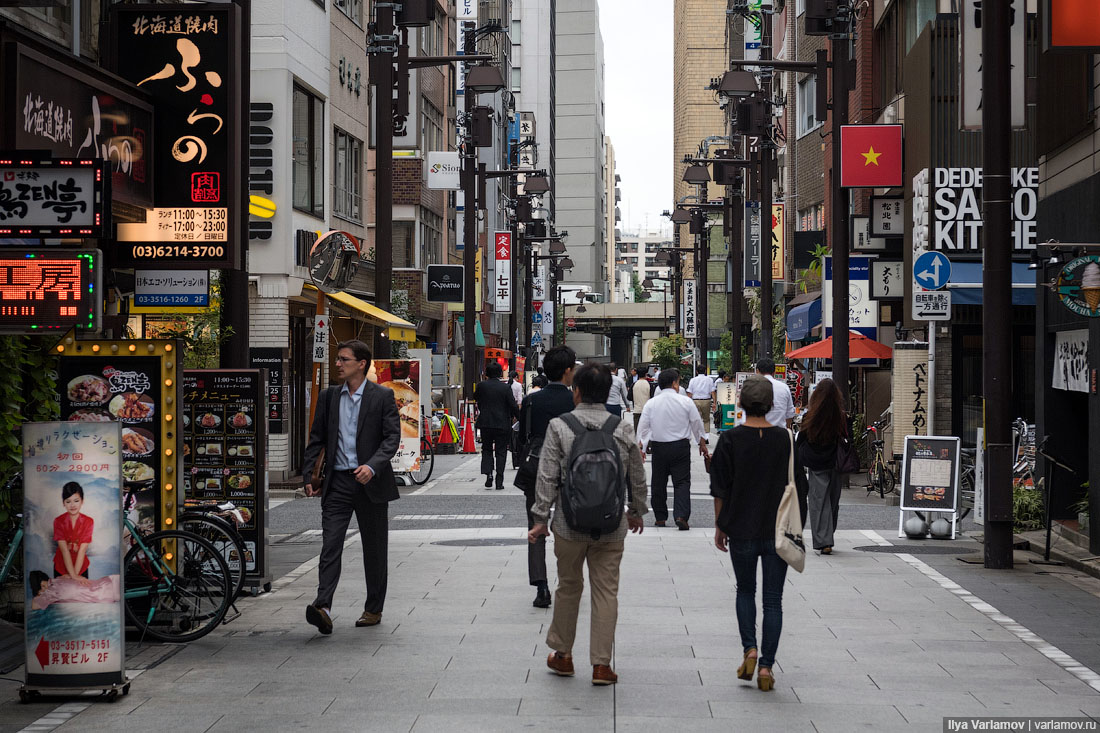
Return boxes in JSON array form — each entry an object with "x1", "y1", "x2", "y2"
[
  {"x1": 58, "y1": 357, "x2": 164, "y2": 538},
  {"x1": 900, "y1": 435, "x2": 960, "y2": 513},
  {"x1": 182, "y1": 371, "x2": 268, "y2": 581},
  {"x1": 22, "y1": 422, "x2": 124, "y2": 687},
  {"x1": 370, "y1": 360, "x2": 421, "y2": 472}
]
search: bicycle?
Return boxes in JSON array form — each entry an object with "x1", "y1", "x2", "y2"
[
  {"x1": 408, "y1": 412, "x2": 436, "y2": 486},
  {"x1": 0, "y1": 473, "x2": 25, "y2": 611},
  {"x1": 864, "y1": 419, "x2": 896, "y2": 497},
  {"x1": 179, "y1": 499, "x2": 249, "y2": 602}
]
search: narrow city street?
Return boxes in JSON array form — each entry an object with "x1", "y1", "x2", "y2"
[{"x1": 3, "y1": 451, "x2": 1099, "y2": 732}]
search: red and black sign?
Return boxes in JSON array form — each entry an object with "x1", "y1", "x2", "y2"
[
  {"x1": 110, "y1": 4, "x2": 242, "y2": 270},
  {"x1": 0, "y1": 250, "x2": 101, "y2": 334}
]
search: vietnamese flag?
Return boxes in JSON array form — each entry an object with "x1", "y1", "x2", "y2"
[{"x1": 840, "y1": 124, "x2": 903, "y2": 188}]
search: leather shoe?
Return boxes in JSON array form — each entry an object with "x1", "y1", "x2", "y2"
[
  {"x1": 547, "y1": 652, "x2": 574, "y2": 676},
  {"x1": 675, "y1": 518, "x2": 690, "y2": 531},
  {"x1": 533, "y1": 587, "x2": 551, "y2": 608},
  {"x1": 484, "y1": 474, "x2": 493, "y2": 488},
  {"x1": 355, "y1": 611, "x2": 382, "y2": 627},
  {"x1": 305, "y1": 604, "x2": 333, "y2": 635},
  {"x1": 592, "y1": 665, "x2": 618, "y2": 685},
  {"x1": 654, "y1": 520, "x2": 666, "y2": 527}
]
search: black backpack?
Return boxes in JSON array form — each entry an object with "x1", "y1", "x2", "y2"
[{"x1": 559, "y1": 413, "x2": 626, "y2": 538}]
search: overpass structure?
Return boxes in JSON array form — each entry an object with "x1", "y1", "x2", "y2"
[{"x1": 560, "y1": 301, "x2": 673, "y2": 364}]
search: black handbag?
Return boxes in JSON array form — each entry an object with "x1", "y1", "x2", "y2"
[
  {"x1": 513, "y1": 406, "x2": 541, "y2": 493},
  {"x1": 835, "y1": 420, "x2": 859, "y2": 474}
]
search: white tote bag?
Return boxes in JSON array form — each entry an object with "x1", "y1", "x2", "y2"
[{"x1": 774, "y1": 429, "x2": 806, "y2": 573}]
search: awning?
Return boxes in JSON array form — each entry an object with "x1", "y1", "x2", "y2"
[
  {"x1": 947, "y1": 262, "x2": 1036, "y2": 306},
  {"x1": 786, "y1": 296, "x2": 821, "y2": 341},
  {"x1": 303, "y1": 283, "x2": 416, "y2": 342}
]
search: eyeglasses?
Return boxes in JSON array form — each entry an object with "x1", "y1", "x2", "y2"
[{"x1": 335, "y1": 357, "x2": 362, "y2": 363}]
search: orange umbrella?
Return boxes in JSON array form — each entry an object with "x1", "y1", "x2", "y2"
[{"x1": 785, "y1": 331, "x2": 893, "y2": 360}]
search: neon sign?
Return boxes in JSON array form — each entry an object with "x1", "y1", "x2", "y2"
[{"x1": 0, "y1": 250, "x2": 101, "y2": 334}]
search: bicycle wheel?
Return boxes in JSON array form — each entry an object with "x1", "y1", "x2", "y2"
[
  {"x1": 882, "y1": 465, "x2": 897, "y2": 495},
  {"x1": 409, "y1": 437, "x2": 435, "y2": 485},
  {"x1": 124, "y1": 529, "x2": 231, "y2": 643},
  {"x1": 178, "y1": 513, "x2": 247, "y2": 601}
]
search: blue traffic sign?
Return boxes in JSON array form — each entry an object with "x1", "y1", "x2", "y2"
[
  {"x1": 530, "y1": 331, "x2": 543, "y2": 346},
  {"x1": 913, "y1": 251, "x2": 951, "y2": 290}
]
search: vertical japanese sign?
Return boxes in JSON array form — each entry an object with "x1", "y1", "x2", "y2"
[
  {"x1": 744, "y1": 202, "x2": 761, "y2": 286},
  {"x1": 313, "y1": 316, "x2": 329, "y2": 363},
  {"x1": 22, "y1": 422, "x2": 124, "y2": 688},
  {"x1": 494, "y1": 232, "x2": 511, "y2": 311},
  {"x1": 891, "y1": 343, "x2": 930, "y2": 457},
  {"x1": 771, "y1": 203, "x2": 785, "y2": 281},
  {"x1": 58, "y1": 345, "x2": 178, "y2": 536},
  {"x1": 182, "y1": 370, "x2": 269, "y2": 585},
  {"x1": 110, "y1": 4, "x2": 242, "y2": 269},
  {"x1": 683, "y1": 280, "x2": 697, "y2": 339},
  {"x1": 370, "y1": 360, "x2": 421, "y2": 472},
  {"x1": 960, "y1": 0, "x2": 1025, "y2": 129}
]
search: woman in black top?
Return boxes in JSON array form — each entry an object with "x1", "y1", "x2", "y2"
[
  {"x1": 710, "y1": 376, "x2": 808, "y2": 691},
  {"x1": 795, "y1": 378, "x2": 848, "y2": 555}
]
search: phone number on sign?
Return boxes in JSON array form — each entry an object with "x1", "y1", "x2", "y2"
[{"x1": 128, "y1": 245, "x2": 226, "y2": 259}]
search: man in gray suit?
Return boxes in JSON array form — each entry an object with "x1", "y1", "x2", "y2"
[{"x1": 303, "y1": 340, "x2": 400, "y2": 634}]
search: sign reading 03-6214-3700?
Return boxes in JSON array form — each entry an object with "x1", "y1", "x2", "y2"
[{"x1": 109, "y1": 4, "x2": 242, "y2": 270}]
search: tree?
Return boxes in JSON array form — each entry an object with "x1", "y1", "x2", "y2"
[
  {"x1": 649, "y1": 334, "x2": 690, "y2": 370},
  {"x1": 152, "y1": 273, "x2": 234, "y2": 368},
  {"x1": 631, "y1": 273, "x2": 650, "y2": 303}
]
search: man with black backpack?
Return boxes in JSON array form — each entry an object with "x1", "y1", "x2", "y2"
[{"x1": 528, "y1": 362, "x2": 648, "y2": 686}]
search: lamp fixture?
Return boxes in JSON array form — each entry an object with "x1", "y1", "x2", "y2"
[
  {"x1": 549, "y1": 239, "x2": 566, "y2": 254},
  {"x1": 717, "y1": 70, "x2": 759, "y2": 100},
  {"x1": 670, "y1": 208, "x2": 692, "y2": 224},
  {"x1": 524, "y1": 174, "x2": 551, "y2": 194},
  {"x1": 682, "y1": 163, "x2": 711, "y2": 184},
  {"x1": 465, "y1": 65, "x2": 506, "y2": 93},
  {"x1": 642, "y1": 278, "x2": 654, "y2": 288}
]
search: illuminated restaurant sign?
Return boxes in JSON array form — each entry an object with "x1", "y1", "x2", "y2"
[
  {"x1": 0, "y1": 158, "x2": 107, "y2": 237},
  {"x1": 0, "y1": 250, "x2": 101, "y2": 334}
]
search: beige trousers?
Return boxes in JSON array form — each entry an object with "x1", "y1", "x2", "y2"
[
  {"x1": 694, "y1": 399, "x2": 712, "y2": 433},
  {"x1": 545, "y1": 535, "x2": 625, "y2": 666}
]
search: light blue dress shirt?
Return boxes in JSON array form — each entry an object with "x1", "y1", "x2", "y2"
[{"x1": 333, "y1": 380, "x2": 366, "y2": 470}]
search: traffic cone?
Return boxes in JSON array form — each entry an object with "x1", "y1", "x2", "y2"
[
  {"x1": 461, "y1": 404, "x2": 477, "y2": 454},
  {"x1": 437, "y1": 413, "x2": 456, "y2": 444}
]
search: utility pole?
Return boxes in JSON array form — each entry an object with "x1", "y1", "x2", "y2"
[
  {"x1": 981, "y1": 0, "x2": 1013, "y2": 569},
  {"x1": 726, "y1": 181, "x2": 744, "y2": 373},
  {"x1": 461, "y1": 22, "x2": 478, "y2": 400},
  {"x1": 829, "y1": 17, "x2": 851, "y2": 408},
  {"x1": 371, "y1": 1, "x2": 396, "y2": 359},
  {"x1": 759, "y1": 2, "x2": 774, "y2": 358}
]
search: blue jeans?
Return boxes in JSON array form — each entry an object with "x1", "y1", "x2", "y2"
[{"x1": 729, "y1": 538, "x2": 788, "y2": 668}]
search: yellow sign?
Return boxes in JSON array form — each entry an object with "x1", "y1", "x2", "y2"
[
  {"x1": 117, "y1": 207, "x2": 229, "y2": 243},
  {"x1": 249, "y1": 195, "x2": 276, "y2": 219},
  {"x1": 387, "y1": 326, "x2": 415, "y2": 342},
  {"x1": 771, "y1": 203, "x2": 785, "y2": 282}
]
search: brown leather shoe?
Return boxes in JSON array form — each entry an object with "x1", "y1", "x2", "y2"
[
  {"x1": 675, "y1": 518, "x2": 690, "y2": 531},
  {"x1": 592, "y1": 665, "x2": 618, "y2": 685},
  {"x1": 305, "y1": 604, "x2": 333, "y2": 635},
  {"x1": 654, "y1": 520, "x2": 666, "y2": 527},
  {"x1": 355, "y1": 611, "x2": 382, "y2": 627},
  {"x1": 547, "y1": 652, "x2": 574, "y2": 677}
]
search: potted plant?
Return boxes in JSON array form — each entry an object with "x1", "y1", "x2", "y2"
[{"x1": 1072, "y1": 482, "x2": 1090, "y2": 535}]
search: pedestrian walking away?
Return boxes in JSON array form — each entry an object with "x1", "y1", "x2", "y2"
[
  {"x1": 637, "y1": 368, "x2": 708, "y2": 530},
  {"x1": 756, "y1": 357, "x2": 796, "y2": 429},
  {"x1": 630, "y1": 372, "x2": 651, "y2": 435},
  {"x1": 515, "y1": 345, "x2": 577, "y2": 608},
  {"x1": 475, "y1": 361, "x2": 520, "y2": 490},
  {"x1": 605, "y1": 363, "x2": 631, "y2": 417},
  {"x1": 529, "y1": 362, "x2": 648, "y2": 686},
  {"x1": 795, "y1": 378, "x2": 847, "y2": 555},
  {"x1": 686, "y1": 365, "x2": 717, "y2": 436},
  {"x1": 302, "y1": 340, "x2": 401, "y2": 635},
  {"x1": 709, "y1": 376, "x2": 808, "y2": 691}
]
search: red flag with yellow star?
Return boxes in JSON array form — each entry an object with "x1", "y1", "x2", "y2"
[{"x1": 840, "y1": 124, "x2": 903, "y2": 188}]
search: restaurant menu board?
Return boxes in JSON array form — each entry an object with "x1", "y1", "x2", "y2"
[
  {"x1": 182, "y1": 371, "x2": 268, "y2": 583},
  {"x1": 58, "y1": 357, "x2": 163, "y2": 538},
  {"x1": 369, "y1": 360, "x2": 421, "y2": 473},
  {"x1": 900, "y1": 435, "x2": 960, "y2": 512}
]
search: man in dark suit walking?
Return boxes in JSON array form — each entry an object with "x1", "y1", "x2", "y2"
[
  {"x1": 515, "y1": 345, "x2": 576, "y2": 608},
  {"x1": 475, "y1": 361, "x2": 519, "y2": 490},
  {"x1": 303, "y1": 340, "x2": 400, "y2": 634}
]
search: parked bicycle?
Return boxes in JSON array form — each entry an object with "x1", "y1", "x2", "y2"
[
  {"x1": 863, "y1": 417, "x2": 896, "y2": 497},
  {"x1": 180, "y1": 498, "x2": 250, "y2": 602},
  {"x1": 407, "y1": 412, "x2": 436, "y2": 486}
]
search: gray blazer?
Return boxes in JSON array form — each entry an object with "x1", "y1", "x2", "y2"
[{"x1": 303, "y1": 381, "x2": 401, "y2": 502}]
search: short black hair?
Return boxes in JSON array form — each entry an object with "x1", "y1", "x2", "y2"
[
  {"x1": 697, "y1": 366, "x2": 708, "y2": 376},
  {"x1": 573, "y1": 362, "x2": 612, "y2": 403},
  {"x1": 337, "y1": 339, "x2": 373, "y2": 367},
  {"x1": 485, "y1": 361, "x2": 503, "y2": 378},
  {"x1": 658, "y1": 368, "x2": 680, "y2": 391},
  {"x1": 718, "y1": 370, "x2": 728, "y2": 380},
  {"x1": 542, "y1": 345, "x2": 576, "y2": 382},
  {"x1": 29, "y1": 570, "x2": 50, "y2": 596},
  {"x1": 756, "y1": 357, "x2": 776, "y2": 375},
  {"x1": 62, "y1": 481, "x2": 83, "y2": 501},
  {"x1": 532, "y1": 375, "x2": 548, "y2": 388},
  {"x1": 509, "y1": 370, "x2": 519, "y2": 380}
]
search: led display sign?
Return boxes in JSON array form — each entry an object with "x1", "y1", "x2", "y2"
[
  {"x1": 0, "y1": 158, "x2": 108, "y2": 237},
  {"x1": 0, "y1": 250, "x2": 101, "y2": 334}
]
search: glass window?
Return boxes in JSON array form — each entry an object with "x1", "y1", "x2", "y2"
[
  {"x1": 796, "y1": 76, "x2": 822, "y2": 137},
  {"x1": 334, "y1": 128, "x2": 363, "y2": 223},
  {"x1": 511, "y1": 19, "x2": 521, "y2": 43},
  {"x1": 422, "y1": 99, "x2": 444, "y2": 152},
  {"x1": 904, "y1": 0, "x2": 936, "y2": 54},
  {"x1": 293, "y1": 85, "x2": 324, "y2": 218},
  {"x1": 511, "y1": 66, "x2": 521, "y2": 91},
  {"x1": 333, "y1": 0, "x2": 361, "y2": 25},
  {"x1": 420, "y1": 208, "x2": 443, "y2": 265},
  {"x1": 393, "y1": 221, "x2": 415, "y2": 268}
]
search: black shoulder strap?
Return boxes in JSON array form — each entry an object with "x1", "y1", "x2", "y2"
[
  {"x1": 560, "y1": 412, "x2": 585, "y2": 436},
  {"x1": 600, "y1": 415, "x2": 620, "y2": 436}
]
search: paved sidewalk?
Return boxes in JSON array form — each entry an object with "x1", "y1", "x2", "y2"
[{"x1": 7, "y1": 523, "x2": 1098, "y2": 733}]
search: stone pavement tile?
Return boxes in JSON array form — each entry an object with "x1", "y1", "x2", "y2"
[
  {"x1": 790, "y1": 687, "x2": 986, "y2": 708},
  {"x1": 517, "y1": 694, "x2": 615, "y2": 717},
  {"x1": 710, "y1": 700, "x2": 910, "y2": 729},
  {"x1": 968, "y1": 693, "x2": 1100, "y2": 716},
  {"x1": 607, "y1": 667, "x2": 703, "y2": 686},
  {"x1": 207, "y1": 712, "x2": 418, "y2": 733},
  {"x1": 54, "y1": 711, "x2": 226, "y2": 732},
  {"x1": 410, "y1": 713, "x2": 612, "y2": 733}
]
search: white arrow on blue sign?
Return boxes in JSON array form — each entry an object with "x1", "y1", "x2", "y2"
[
  {"x1": 913, "y1": 251, "x2": 951, "y2": 290},
  {"x1": 532, "y1": 312, "x2": 543, "y2": 324}
]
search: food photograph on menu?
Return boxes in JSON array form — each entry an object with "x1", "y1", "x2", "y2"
[{"x1": 369, "y1": 359, "x2": 421, "y2": 472}]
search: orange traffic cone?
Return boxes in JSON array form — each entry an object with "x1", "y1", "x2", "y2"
[{"x1": 461, "y1": 405, "x2": 477, "y2": 454}]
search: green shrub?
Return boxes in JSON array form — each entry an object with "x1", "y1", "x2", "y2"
[{"x1": 1013, "y1": 485, "x2": 1044, "y2": 532}]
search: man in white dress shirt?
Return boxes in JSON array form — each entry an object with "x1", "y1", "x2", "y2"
[
  {"x1": 637, "y1": 368, "x2": 708, "y2": 530},
  {"x1": 685, "y1": 366, "x2": 717, "y2": 436},
  {"x1": 756, "y1": 357, "x2": 796, "y2": 428}
]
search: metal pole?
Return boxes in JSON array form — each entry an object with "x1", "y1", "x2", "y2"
[
  {"x1": 760, "y1": 3, "x2": 774, "y2": 358},
  {"x1": 830, "y1": 27, "x2": 851, "y2": 409},
  {"x1": 697, "y1": 200, "x2": 709, "y2": 372},
  {"x1": 523, "y1": 230, "x2": 532, "y2": 362},
  {"x1": 730, "y1": 191, "x2": 743, "y2": 372},
  {"x1": 928, "y1": 323, "x2": 936, "y2": 431},
  {"x1": 982, "y1": 0, "x2": 1014, "y2": 569},
  {"x1": 461, "y1": 22, "x2": 477, "y2": 400},
  {"x1": 372, "y1": 2, "x2": 395, "y2": 359}
]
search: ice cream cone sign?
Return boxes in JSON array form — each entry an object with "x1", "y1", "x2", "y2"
[{"x1": 1056, "y1": 255, "x2": 1100, "y2": 318}]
